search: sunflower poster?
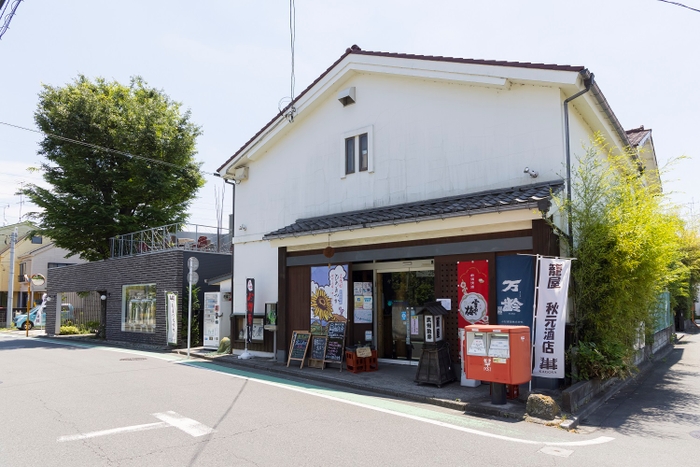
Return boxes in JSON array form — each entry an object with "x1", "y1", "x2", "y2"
[{"x1": 310, "y1": 265, "x2": 349, "y2": 335}]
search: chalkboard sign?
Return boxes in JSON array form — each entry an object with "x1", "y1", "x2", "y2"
[
  {"x1": 324, "y1": 337, "x2": 344, "y2": 363},
  {"x1": 324, "y1": 321, "x2": 347, "y2": 371},
  {"x1": 327, "y1": 321, "x2": 346, "y2": 339},
  {"x1": 310, "y1": 335, "x2": 327, "y2": 361},
  {"x1": 287, "y1": 330, "x2": 311, "y2": 368}
]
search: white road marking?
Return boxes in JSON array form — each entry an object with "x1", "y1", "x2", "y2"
[
  {"x1": 58, "y1": 412, "x2": 214, "y2": 442},
  {"x1": 153, "y1": 411, "x2": 215, "y2": 437},
  {"x1": 539, "y1": 446, "x2": 574, "y2": 457},
  {"x1": 58, "y1": 422, "x2": 166, "y2": 442},
  {"x1": 186, "y1": 362, "x2": 615, "y2": 448}
]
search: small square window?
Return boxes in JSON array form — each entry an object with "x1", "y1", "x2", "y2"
[
  {"x1": 345, "y1": 137, "x2": 355, "y2": 174},
  {"x1": 359, "y1": 133, "x2": 368, "y2": 172},
  {"x1": 31, "y1": 235, "x2": 42, "y2": 244}
]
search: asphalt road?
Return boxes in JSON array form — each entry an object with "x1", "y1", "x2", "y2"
[{"x1": 0, "y1": 332, "x2": 696, "y2": 466}]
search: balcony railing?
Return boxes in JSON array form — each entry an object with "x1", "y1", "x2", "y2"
[{"x1": 109, "y1": 223, "x2": 231, "y2": 259}]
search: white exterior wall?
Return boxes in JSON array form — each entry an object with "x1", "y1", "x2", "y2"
[
  {"x1": 230, "y1": 73, "x2": 581, "y2": 307},
  {"x1": 235, "y1": 73, "x2": 565, "y2": 242},
  {"x1": 232, "y1": 241, "x2": 278, "y2": 314}
]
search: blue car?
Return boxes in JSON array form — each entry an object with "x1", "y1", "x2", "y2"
[{"x1": 13, "y1": 303, "x2": 74, "y2": 330}]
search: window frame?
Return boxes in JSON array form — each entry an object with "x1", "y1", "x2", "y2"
[
  {"x1": 341, "y1": 125, "x2": 374, "y2": 178},
  {"x1": 121, "y1": 283, "x2": 157, "y2": 334},
  {"x1": 345, "y1": 136, "x2": 355, "y2": 175}
]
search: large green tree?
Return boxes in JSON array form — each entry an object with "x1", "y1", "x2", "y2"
[{"x1": 21, "y1": 75, "x2": 204, "y2": 261}]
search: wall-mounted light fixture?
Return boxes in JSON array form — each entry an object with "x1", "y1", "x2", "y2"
[{"x1": 100, "y1": 293, "x2": 110, "y2": 301}]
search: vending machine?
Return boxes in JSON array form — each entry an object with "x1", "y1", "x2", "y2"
[{"x1": 203, "y1": 292, "x2": 232, "y2": 350}]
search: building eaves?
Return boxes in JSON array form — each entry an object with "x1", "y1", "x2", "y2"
[
  {"x1": 204, "y1": 273, "x2": 232, "y2": 285},
  {"x1": 264, "y1": 180, "x2": 564, "y2": 240},
  {"x1": 626, "y1": 126, "x2": 652, "y2": 147},
  {"x1": 217, "y1": 45, "x2": 586, "y2": 174}
]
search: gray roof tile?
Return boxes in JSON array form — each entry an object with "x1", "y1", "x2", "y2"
[{"x1": 264, "y1": 180, "x2": 564, "y2": 239}]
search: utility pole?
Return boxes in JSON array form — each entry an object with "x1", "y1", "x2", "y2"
[{"x1": 6, "y1": 227, "x2": 17, "y2": 327}]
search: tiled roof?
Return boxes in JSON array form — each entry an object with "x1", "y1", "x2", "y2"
[
  {"x1": 626, "y1": 126, "x2": 651, "y2": 147},
  {"x1": 217, "y1": 45, "x2": 585, "y2": 173},
  {"x1": 348, "y1": 46, "x2": 585, "y2": 72},
  {"x1": 264, "y1": 181, "x2": 564, "y2": 240}
]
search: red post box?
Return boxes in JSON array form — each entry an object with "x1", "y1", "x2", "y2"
[{"x1": 464, "y1": 325, "x2": 531, "y2": 385}]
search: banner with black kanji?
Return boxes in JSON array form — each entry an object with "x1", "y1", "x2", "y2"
[{"x1": 532, "y1": 257, "x2": 571, "y2": 379}]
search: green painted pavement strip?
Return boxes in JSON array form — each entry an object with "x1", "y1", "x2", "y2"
[{"x1": 183, "y1": 360, "x2": 575, "y2": 443}]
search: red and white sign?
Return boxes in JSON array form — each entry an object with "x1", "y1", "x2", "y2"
[{"x1": 457, "y1": 260, "x2": 489, "y2": 328}]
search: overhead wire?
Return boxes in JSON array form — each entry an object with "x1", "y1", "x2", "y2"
[
  {"x1": 657, "y1": 0, "x2": 700, "y2": 13},
  {"x1": 0, "y1": 120, "x2": 220, "y2": 177}
]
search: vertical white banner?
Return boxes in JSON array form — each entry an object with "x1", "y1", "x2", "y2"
[
  {"x1": 203, "y1": 292, "x2": 221, "y2": 349},
  {"x1": 166, "y1": 292, "x2": 178, "y2": 345},
  {"x1": 532, "y1": 258, "x2": 571, "y2": 379}
]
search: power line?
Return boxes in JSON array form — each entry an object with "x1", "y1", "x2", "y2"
[
  {"x1": 0, "y1": 121, "x2": 220, "y2": 177},
  {"x1": 658, "y1": 0, "x2": 700, "y2": 13}
]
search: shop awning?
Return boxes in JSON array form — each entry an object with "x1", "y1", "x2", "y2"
[{"x1": 263, "y1": 180, "x2": 564, "y2": 240}]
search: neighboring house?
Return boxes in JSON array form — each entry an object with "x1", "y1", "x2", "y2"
[
  {"x1": 0, "y1": 221, "x2": 84, "y2": 321},
  {"x1": 16, "y1": 240, "x2": 84, "y2": 305},
  {"x1": 218, "y1": 46, "x2": 660, "y2": 369}
]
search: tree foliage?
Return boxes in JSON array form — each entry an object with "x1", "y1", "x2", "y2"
[
  {"x1": 21, "y1": 75, "x2": 204, "y2": 261},
  {"x1": 559, "y1": 135, "x2": 687, "y2": 378}
]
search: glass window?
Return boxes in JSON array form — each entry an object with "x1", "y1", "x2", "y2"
[
  {"x1": 31, "y1": 235, "x2": 42, "y2": 244},
  {"x1": 345, "y1": 137, "x2": 355, "y2": 174},
  {"x1": 48, "y1": 262, "x2": 75, "y2": 269},
  {"x1": 122, "y1": 283, "x2": 157, "y2": 333},
  {"x1": 359, "y1": 133, "x2": 368, "y2": 171}
]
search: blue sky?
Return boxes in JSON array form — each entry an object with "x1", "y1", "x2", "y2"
[{"x1": 1, "y1": 0, "x2": 699, "y2": 228}]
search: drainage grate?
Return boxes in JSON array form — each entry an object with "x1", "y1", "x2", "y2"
[
  {"x1": 119, "y1": 357, "x2": 147, "y2": 361},
  {"x1": 691, "y1": 431, "x2": 700, "y2": 439}
]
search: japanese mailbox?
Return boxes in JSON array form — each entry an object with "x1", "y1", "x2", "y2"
[{"x1": 464, "y1": 325, "x2": 531, "y2": 385}]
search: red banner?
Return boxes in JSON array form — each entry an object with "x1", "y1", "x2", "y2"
[
  {"x1": 457, "y1": 260, "x2": 489, "y2": 328},
  {"x1": 246, "y1": 278, "x2": 255, "y2": 344}
]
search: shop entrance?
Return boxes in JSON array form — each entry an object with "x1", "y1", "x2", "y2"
[{"x1": 354, "y1": 259, "x2": 434, "y2": 362}]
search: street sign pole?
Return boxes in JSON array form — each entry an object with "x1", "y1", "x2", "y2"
[
  {"x1": 26, "y1": 278, "x2": 31, "y2": 337},
  {"x1": 187, "y1": 273, "x2": 192, "y2": 358},
  {"x1": 186, "y1": 257, "x2": 199, "y2": 359}
]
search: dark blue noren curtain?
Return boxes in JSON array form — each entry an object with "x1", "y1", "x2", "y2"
[{"x1": 496, "y1": 255, "x2": 535, "y2": 329}]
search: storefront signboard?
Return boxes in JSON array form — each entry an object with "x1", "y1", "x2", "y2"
[
  {"x1": 324, "y1": 321, "x2": 347, "y2": 365},
  {"x1": 496, "y1": 255, "x2": 535, "y2": 329},
  {"x1": 246, "y1": 278, "x2": 255, "y2": 344},
  {"x1": 457, "y1": 260, "x2": 490, "y2": 328},
  {"x1": 311, "y1": 265, "x2": 348, "y2": 334},
  {"x1": 203, "y1": 292, "x2": 221, "y2": 349},
  {"x1": 287, "y1": 330, "x2": 311, "y2": 368},
  {"x1": 166, "y1": 292, "x2": 178, "y2": 345},
  {"x1": 532, "y1": 257, "x2": 571, "y2": 379}
]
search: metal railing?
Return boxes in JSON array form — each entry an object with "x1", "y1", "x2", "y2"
[{"x1": 109, "y1": 223, "x2": 231, "y2": 259}]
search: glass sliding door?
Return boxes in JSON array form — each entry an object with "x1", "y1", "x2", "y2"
[{"x1": 378, "y1": 269, "x2": 435, "y2": 361}]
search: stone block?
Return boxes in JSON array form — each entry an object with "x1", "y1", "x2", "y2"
[{"x1": 526, "y1": 393, "x2": 560, "y2": 420}]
